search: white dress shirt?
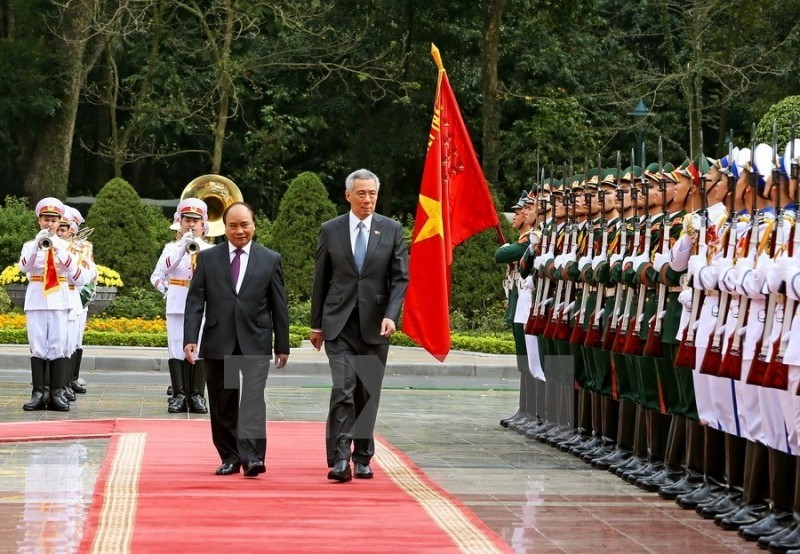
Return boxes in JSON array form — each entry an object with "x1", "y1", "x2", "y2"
[
  {"x1": 349, "y1": 211, "x2": 373, "y2": 255},
  {"x1": 229, "y1": 241, "x2": 252, "y2": 293}
]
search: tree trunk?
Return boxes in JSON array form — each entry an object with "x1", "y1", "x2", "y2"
[
  {"x1": 211, "y1": 0, "x2": 234, "y2": 174},
  {"x1": 23, "y1": 0, "x2": 96, "y2": 200},
  {"x1": 480, "y1": 0, "x2": 507, "y2": 185}
]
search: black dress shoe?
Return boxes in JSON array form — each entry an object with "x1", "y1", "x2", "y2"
[
  {"x1": 63, "y1": 387, "x2": 76, "y2": 401},
  {"x1": 739, "y1": 511, "x2": 793, "y2": 541},
  {"x1": 70, "y1": 379, "x2": 87, "y2": 394},
  {"x1": 215, "y1": 463, "x2": 241, "y2": 475},
  {"x1": 244, "y1": 460, "x2": 266, "y2": 477},
  {"x1": 719, "y1": 502, "x2": 769, "y2": 530},
  {"x1": 188, "y1": 394, "x2": 208, "y2": 414},
  {"x1": 354, "y1": 463, "x2": 373, "y2": 479},
  {"x1": 327, "y1": 459, "x2": 352, "y2": 482}
]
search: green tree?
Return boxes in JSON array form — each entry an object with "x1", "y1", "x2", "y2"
[
  {"x1": 85, "y1": 178, "x2": 162, "y2": 288},
  {"x1": 269, "y1": 172, "x2": 337, "y2": 300},
  {"x1": 756, "y1": 96, "x2": 800, "y2": 146},
  {"x1": 0, "y1": 197, "x2": 38, "y2": 269}
]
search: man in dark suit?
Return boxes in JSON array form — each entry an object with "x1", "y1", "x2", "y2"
[
  {"x1": 310, "y1": 168, "x2": 409, "y2": 482},
  {"x1": 184, "y1": 202, "x2": 290, "y2": 478}
]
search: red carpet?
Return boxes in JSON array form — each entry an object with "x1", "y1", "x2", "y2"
[{"x1": 0, "y1": 419, "x2": 509, "y2": 553}]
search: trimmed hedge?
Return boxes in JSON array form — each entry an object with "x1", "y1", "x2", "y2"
[{"x1": 0, "y1": 328, "x2": 304, "y2": 349}]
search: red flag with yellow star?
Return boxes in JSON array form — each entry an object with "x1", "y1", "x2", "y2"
[{"x1": 402, "y1": 45, "x2": 500, "y2": 361}]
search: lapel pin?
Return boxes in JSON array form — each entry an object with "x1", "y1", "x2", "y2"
[{"x1": 374, "y1": 230, "x2": 380, "y2": 235}]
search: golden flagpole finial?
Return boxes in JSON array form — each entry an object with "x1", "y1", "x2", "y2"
[{"x1": 430, "y1": 43, "x2": 445, "y2": 73}]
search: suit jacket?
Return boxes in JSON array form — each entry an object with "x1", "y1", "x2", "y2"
[
  {"x1": 310, "y1": 213, "x2": 409, "y2": 344},
  {"x1": 184, "y1": 240, "x2": 290, "y2": 359}
]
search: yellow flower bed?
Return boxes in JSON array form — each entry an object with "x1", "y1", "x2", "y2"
[
  {"x1": 0, "y1": 264, "x2": 124, "y2": 287},
  {"x1": 0, "y1": 314, "x2": 165, "y2": 333}
]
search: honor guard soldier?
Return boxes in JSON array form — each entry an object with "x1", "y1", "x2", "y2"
[
  {"x1": 19, "y1": 198, "x2": 92, "y2": 411},
  {"x1": 66, "y1": 206, "x2": 95, "y2": 395},
  {"x1": 152, "y1": 198, "x2": 212, "y2": 413},
  {"x1": 498, "y1": 190, "x2": 535, "y2": 430}
]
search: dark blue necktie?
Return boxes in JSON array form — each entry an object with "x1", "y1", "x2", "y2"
[{"x1": 354, "y1": 222, "x2": 366, "y2": 272}]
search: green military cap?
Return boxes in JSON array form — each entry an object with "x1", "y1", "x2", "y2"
[
  {"x1": 525, "y1": 185, "x2": 539, "y2": 204},
  {"x1": 585, "y1": 167, "x2": 602, "y2": 188},
  {"x1": 550, "y1": 178, "x2": 564, "y2": 194},
  {"x1": 510, "y1": 189, "x2": 527, "y2": 210},
  {"x1": 660, "y1": 162, "x2": 678, "y2": 183},
  {"x1": 620, "y1": 166, "x2": 643, "y2": 182},
  {"x1": 570, "y1": 174, "x2": 585, "y2": 190},
  {"x1": 643, "y1": 162, "x2": 661, "y2": 181},
  {"x1": 600, "y1": 168, "x2": 618, "y2": 185}
]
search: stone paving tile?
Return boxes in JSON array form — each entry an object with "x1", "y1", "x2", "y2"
[{"x1": 0, "y1": 371, "x2": 762, "y2": 553}]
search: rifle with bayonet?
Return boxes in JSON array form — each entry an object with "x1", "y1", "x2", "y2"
[
  {"x1": 674, "y1": 148, "x2": 707, "y2": 368},
  {"x1": 719, "y1": 124, "x2": 759, "y2": 380},
  {"x1": 603, "y1": 151, "x2": 626, "y2": 351},
  {"x1": 572, "y1": 156, "x2": 602, "y2": 346},
  {"x1": 554, "y1": 165, "x2": 579, "y2": 341},
  {"x1": 764, "y1": 120, "x2": 799, "y2": 389},
  {"x1": 750, "y1": 123, "x2": 784, "y2": 385},
  {"x1": 612, "y1": 149, "x2": 641, "y2": 353},
  {"x1": 545, "y1": 164, "x2": 573, "y2": 340},
  {"x1": 701, "y1": 134, "x2": 737, "y2": 375},
  {"x1": 623, "y1": 142, "x2": 649, "y2": 356},
  {"x1": 644, "y1": 137, "x2": 670, "y2": 357},
  {"x1": 587, "y1": 154, "x2": 615, "y2": 349}
]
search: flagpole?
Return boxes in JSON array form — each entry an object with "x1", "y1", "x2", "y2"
[{"x1": 430, "y1": 43, "x2": 506, "y2": 245}]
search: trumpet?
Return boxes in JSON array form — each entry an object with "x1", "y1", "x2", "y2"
[
  {"x1": 38, "y1": 232, "x2": 53, "y2": 250},
  {"x1": 185, "y1": 231, "x2": 202, "y2": 254}
]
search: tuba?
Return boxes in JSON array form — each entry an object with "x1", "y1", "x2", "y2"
[{"x1": 180, "y1": 174, "x2": 243, "y2": 237}]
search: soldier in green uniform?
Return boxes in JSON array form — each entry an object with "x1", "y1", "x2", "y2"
[{"x1": 499, "y1": 190, "x2": 535, "y2": 430}]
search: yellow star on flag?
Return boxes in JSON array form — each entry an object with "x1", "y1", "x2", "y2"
[{"x1": 414, "y1": 194, "x2": 443, "y2": 243}]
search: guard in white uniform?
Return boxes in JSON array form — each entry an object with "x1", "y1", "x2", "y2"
[
  {"x1": 151, "y1": 198, "x2": 211, "y2": 413},
  {"x1": 19, "y1": 198, "x2": 91, "y2": 411},
  {"x1": 65, "y1": 206, "x2": 95, "y2": 394}
]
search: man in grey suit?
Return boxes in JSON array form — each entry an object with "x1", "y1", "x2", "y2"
[
  {"x1": 310, "y1": 168, "x2": 409, "y2": 482},
  {"x1": 184, "y1": 202, "x2": 290, "y2": 478}
]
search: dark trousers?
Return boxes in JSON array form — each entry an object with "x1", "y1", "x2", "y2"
[
  {"x1": 205, "y1": 341, "x2": 270, "y2": 466},
  {"x1": 325, "y1": 308, "x2": 389, "y2": 467}
]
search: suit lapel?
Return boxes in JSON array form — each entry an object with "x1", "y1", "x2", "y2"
[
  {"x1": 336, "y1": 216, "x2": 359, "y2": 273},
  {"x1": 363, "y1": 214, "x2": 383, "y2": 271},
  {"x1": 220, "y1": 243, "x2": 237, "y2": 293}
]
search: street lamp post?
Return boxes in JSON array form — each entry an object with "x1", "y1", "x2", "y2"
[{"x1": 628, "y1": 98, "x2": 650, "y2": 166}]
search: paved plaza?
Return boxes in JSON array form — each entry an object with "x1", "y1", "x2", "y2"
[{"x1": 0, "y1": 344, "x2": 756, "y2": 552}]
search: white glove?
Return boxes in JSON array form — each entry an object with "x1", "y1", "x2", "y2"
[
  {"x1": 678, "y1": 288, "x2": 693, "y2": 308},
  {"x1": 609, "y1": 253, "x2": 623, "y2": 268},
  {"x1": 778, "y1": 257, "x2": 800, "y2": 283},
  {"x1": 739, "y1": 266, "x2": 765, "y2": 299},
  {"x1": 578, "y1": 256, "x2": 592, "y2": 272},
  {"x1": 35, "y1": 229, "x2": 51, "y2": 241},
  {"x1": 760, "y1": 256, "x2": 782, "y2": 294},
  {"x1": 535, "y1": 251, "x2": 553, "y2": 270},
  {"x1": 519, "y1": 276, "x2": 534, "y2": 290},
  {"x1": 592, "y1": 253, "x2": 608, "y2": 272},
  {"x1": 632, "y1": 253, "x2": 650, "y2": 272},
  {"x1": 653, "y1": 252, "x2": 671, "y2": 273},
  {"x1": 695, "y1": 265, "x2": 718, "y2": 291},
  {"x1": 528, "y1": 230, "x2": 541, "y2": 247},
  {"x1": 687, "y1": 214, "x2": 702, "y2": 235},
  {"x1": 687, "y1": 254, "x2": 708, "y2": 277},
  {"x1": 719, "y1": 264, "x2": 739, "y2": 294}
]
